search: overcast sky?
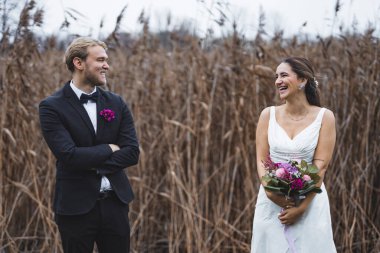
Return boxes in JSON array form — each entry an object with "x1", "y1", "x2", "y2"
[{"x1": 36, "y1": 0, "x2": 380, "y2": 38}]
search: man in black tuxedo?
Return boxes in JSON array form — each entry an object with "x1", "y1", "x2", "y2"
[{"x1": 39, "y1": 37, "x2": 139, "y2": 253}]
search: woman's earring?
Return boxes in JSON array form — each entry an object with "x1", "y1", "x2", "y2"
[
  {"x1": 298, "y1": 79, "x2": 307, "y2": 90},
  {"x1": 298, "y1": 84, "x2": 305, "y2": 90}
]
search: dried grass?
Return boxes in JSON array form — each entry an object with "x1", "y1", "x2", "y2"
[{"x1": 0, "y1": 1, "x2": 379, "y2": 252}]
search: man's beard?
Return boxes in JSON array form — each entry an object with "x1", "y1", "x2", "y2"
[{"x1": 84, "y1": 70, "x2": 106, "y2": 86}]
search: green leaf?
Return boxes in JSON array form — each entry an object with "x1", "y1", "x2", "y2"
[
  {"x1": 309, "y1": 174, "x2": 321, "y2": 183},
  {"x1": 303, "y1": 180, "x2": 315, "y2": 187},
  {"x1": 301, "y1": 160, "x2": 308, "y2": 168},
  {"x1": 261, "y1": 175, "x2": 272, "y2": 183},
  {"x1": 264, "y1": 178, "x2": 280, "y2": 187},
  {"x1": 307, "y1": 165, "x2": 319, "y2": 174},
  {"x1": 278, "y1": 179, "x2": 290, "y2": 187},
  {"x1": 264, "y1": 185, "x2": 287, "y2": 193},
  {"x1": 271, "y1": 178, "x2": 279, "y2": 185},
  {"x1": 298, "y1": 185, "x2": 322, "y2": 195}
]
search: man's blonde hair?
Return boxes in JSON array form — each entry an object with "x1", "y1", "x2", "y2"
[{"x1": 64, "y1": 37, "x2": 107, "y2": 72}]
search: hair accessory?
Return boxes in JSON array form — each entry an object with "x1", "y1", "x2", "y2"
[{"x1": 313, "y1": 77, "x2": 319, "y2": 87}]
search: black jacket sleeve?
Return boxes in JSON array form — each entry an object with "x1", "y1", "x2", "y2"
[
  {"x1": 39, "y1": 99, "x2": 113, "y2": 169},
  {"x1": 96, "y1": 97, "x2": 140, "y2": 175}
]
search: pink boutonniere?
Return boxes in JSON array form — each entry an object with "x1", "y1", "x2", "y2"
[{"x1": 100, "y1": 109, "x2": 115, "y2": 122}]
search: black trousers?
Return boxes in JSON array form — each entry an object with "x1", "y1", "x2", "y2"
[{"x1": 55, "y1": 193, "x2": 130, "y2": 253}]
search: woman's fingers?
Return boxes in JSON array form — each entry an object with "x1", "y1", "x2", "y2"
[
  {"x1": 278, "y1": 209, "x2": 295, "y2": 225},
  {"x1": 279, "y1": 215, "x2": 290, "y2": 225},
  {"x1": 278, "y1": 209, "x2": 287, "y2": 218}
]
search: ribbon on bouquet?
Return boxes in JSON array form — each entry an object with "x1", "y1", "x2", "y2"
[
  {"x1": 283, "y1": 223, "x2": 298, "y2": 253},
  {"x1": 282, "y1": 195, "x2": 304, "y2": 253},
  {"x1": 281, "y1": 207, "x2": 298, "y2": 253}
]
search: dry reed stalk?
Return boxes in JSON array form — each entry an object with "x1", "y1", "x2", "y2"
[{"x1": 0, "y1": 2, "x2": 379, "y2": 252}]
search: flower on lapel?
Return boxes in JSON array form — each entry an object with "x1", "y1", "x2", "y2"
[{"x1": 100, "y1": 109, "x2": 115, "y2": 122}]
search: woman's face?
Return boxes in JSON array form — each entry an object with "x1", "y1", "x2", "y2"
[{"x1": 275, "y1": 62, "x2": 306, "y2": 100}]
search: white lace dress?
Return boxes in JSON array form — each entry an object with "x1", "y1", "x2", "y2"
[{"x1": 251, "y1": 106, "x2": 336, "y2": 253}]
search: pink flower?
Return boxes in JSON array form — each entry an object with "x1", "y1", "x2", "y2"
[
  {"x1": 275, "y1": 168, "x2": 287, "y2": 179},
  {"x1": 100, "y1": 109, "x2": 115, "y2": 122},
  {"x1": 303, "y1": 175, "x2": 311, "y2": 181}
]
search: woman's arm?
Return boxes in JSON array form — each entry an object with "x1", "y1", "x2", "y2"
[
  {"x1": 255, "y1": 107, "x2": 270, "y2": 180},
  {"x1": 311, "y1": 109, "x2": 336, "y2": 185},
  {"x1": 279, "y1": 109, "x2": 336, "y2": 225}
]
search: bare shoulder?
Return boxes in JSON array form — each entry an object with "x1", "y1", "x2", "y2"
[
  {"x1": 256, "y1": 107, "x2": 271, "y2": 130},
  {"x1": 260, "y1": 106, "x2": 271, "y2": 116},
  {"x1": 259, "y1": 106, "x2": 271, "y2": 122}
]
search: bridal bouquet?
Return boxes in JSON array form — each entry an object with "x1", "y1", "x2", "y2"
[{"x1": 261, "y1": 156, "x2": 322, "y2": 202}]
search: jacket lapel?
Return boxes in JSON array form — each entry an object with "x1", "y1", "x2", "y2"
[
  {"x1": 63, "y1": 83, "x2": 96, "y2": 137},
  {"x1": 96, "y1": 90, "x2": 106, "y2": 141}
]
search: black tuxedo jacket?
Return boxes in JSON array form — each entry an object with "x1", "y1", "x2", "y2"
[{"x1": 39, "y1": 81, "x2": 139, "y2": 215}]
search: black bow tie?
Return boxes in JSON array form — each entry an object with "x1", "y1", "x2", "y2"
[{"x1": 80, "y1": 92, "x2": 99, "y2": 104}]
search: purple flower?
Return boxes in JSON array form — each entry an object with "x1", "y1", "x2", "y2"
[
  {"x1": 100, "y1": 109, "x2": 115, "y2": 122},
  {"x1": 276, "y1": 162, "x2": 298, "y2": 174}
]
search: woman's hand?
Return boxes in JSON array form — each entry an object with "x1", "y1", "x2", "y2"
[
  {"x1": 266, "y1": 192, "x2": 305, "y2": 225},
  {"x1": 266, "y1": 191, "x2": 295, "y2": 209},
  {"x1": 278, "y1": 206, "x2": 305, "y2": 225}
]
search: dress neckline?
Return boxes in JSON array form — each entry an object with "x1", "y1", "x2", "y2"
[{"x1": 273, "y1": 107, "x2": 324, "y2": 141}]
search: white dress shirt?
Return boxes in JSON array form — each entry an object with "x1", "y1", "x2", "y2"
[{"x1": 70, "y1": 81, "x2": 112, "y2": 192}]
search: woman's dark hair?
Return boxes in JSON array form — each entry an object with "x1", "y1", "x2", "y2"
[{"x1": 283, "y1": 57, "x2": 321, "y2": 107}]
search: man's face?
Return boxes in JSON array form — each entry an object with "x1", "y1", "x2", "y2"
[{"x1": 83, "y1": 45, "x2": 109, "y2": 86}]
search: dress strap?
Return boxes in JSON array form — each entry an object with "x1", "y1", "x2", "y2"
[
  {"x1": 315, "y1": 107, "x2": 326, "y2": 124},
  {"x1": 269, "y1": 106, "x2": 276, "y2": 121}
]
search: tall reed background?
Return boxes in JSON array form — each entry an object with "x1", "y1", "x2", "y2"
[{"x1": 0, "y1": 1, "x2": 379, "y2": 252}]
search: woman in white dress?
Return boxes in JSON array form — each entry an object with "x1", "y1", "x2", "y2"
[{"x1": 251, "y1": 57, "x2": 336, "y2": 253}]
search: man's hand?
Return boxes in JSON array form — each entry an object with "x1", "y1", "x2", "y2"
[{"x1": 109, "y1": 144, "x2": 120, "y2": 152}]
